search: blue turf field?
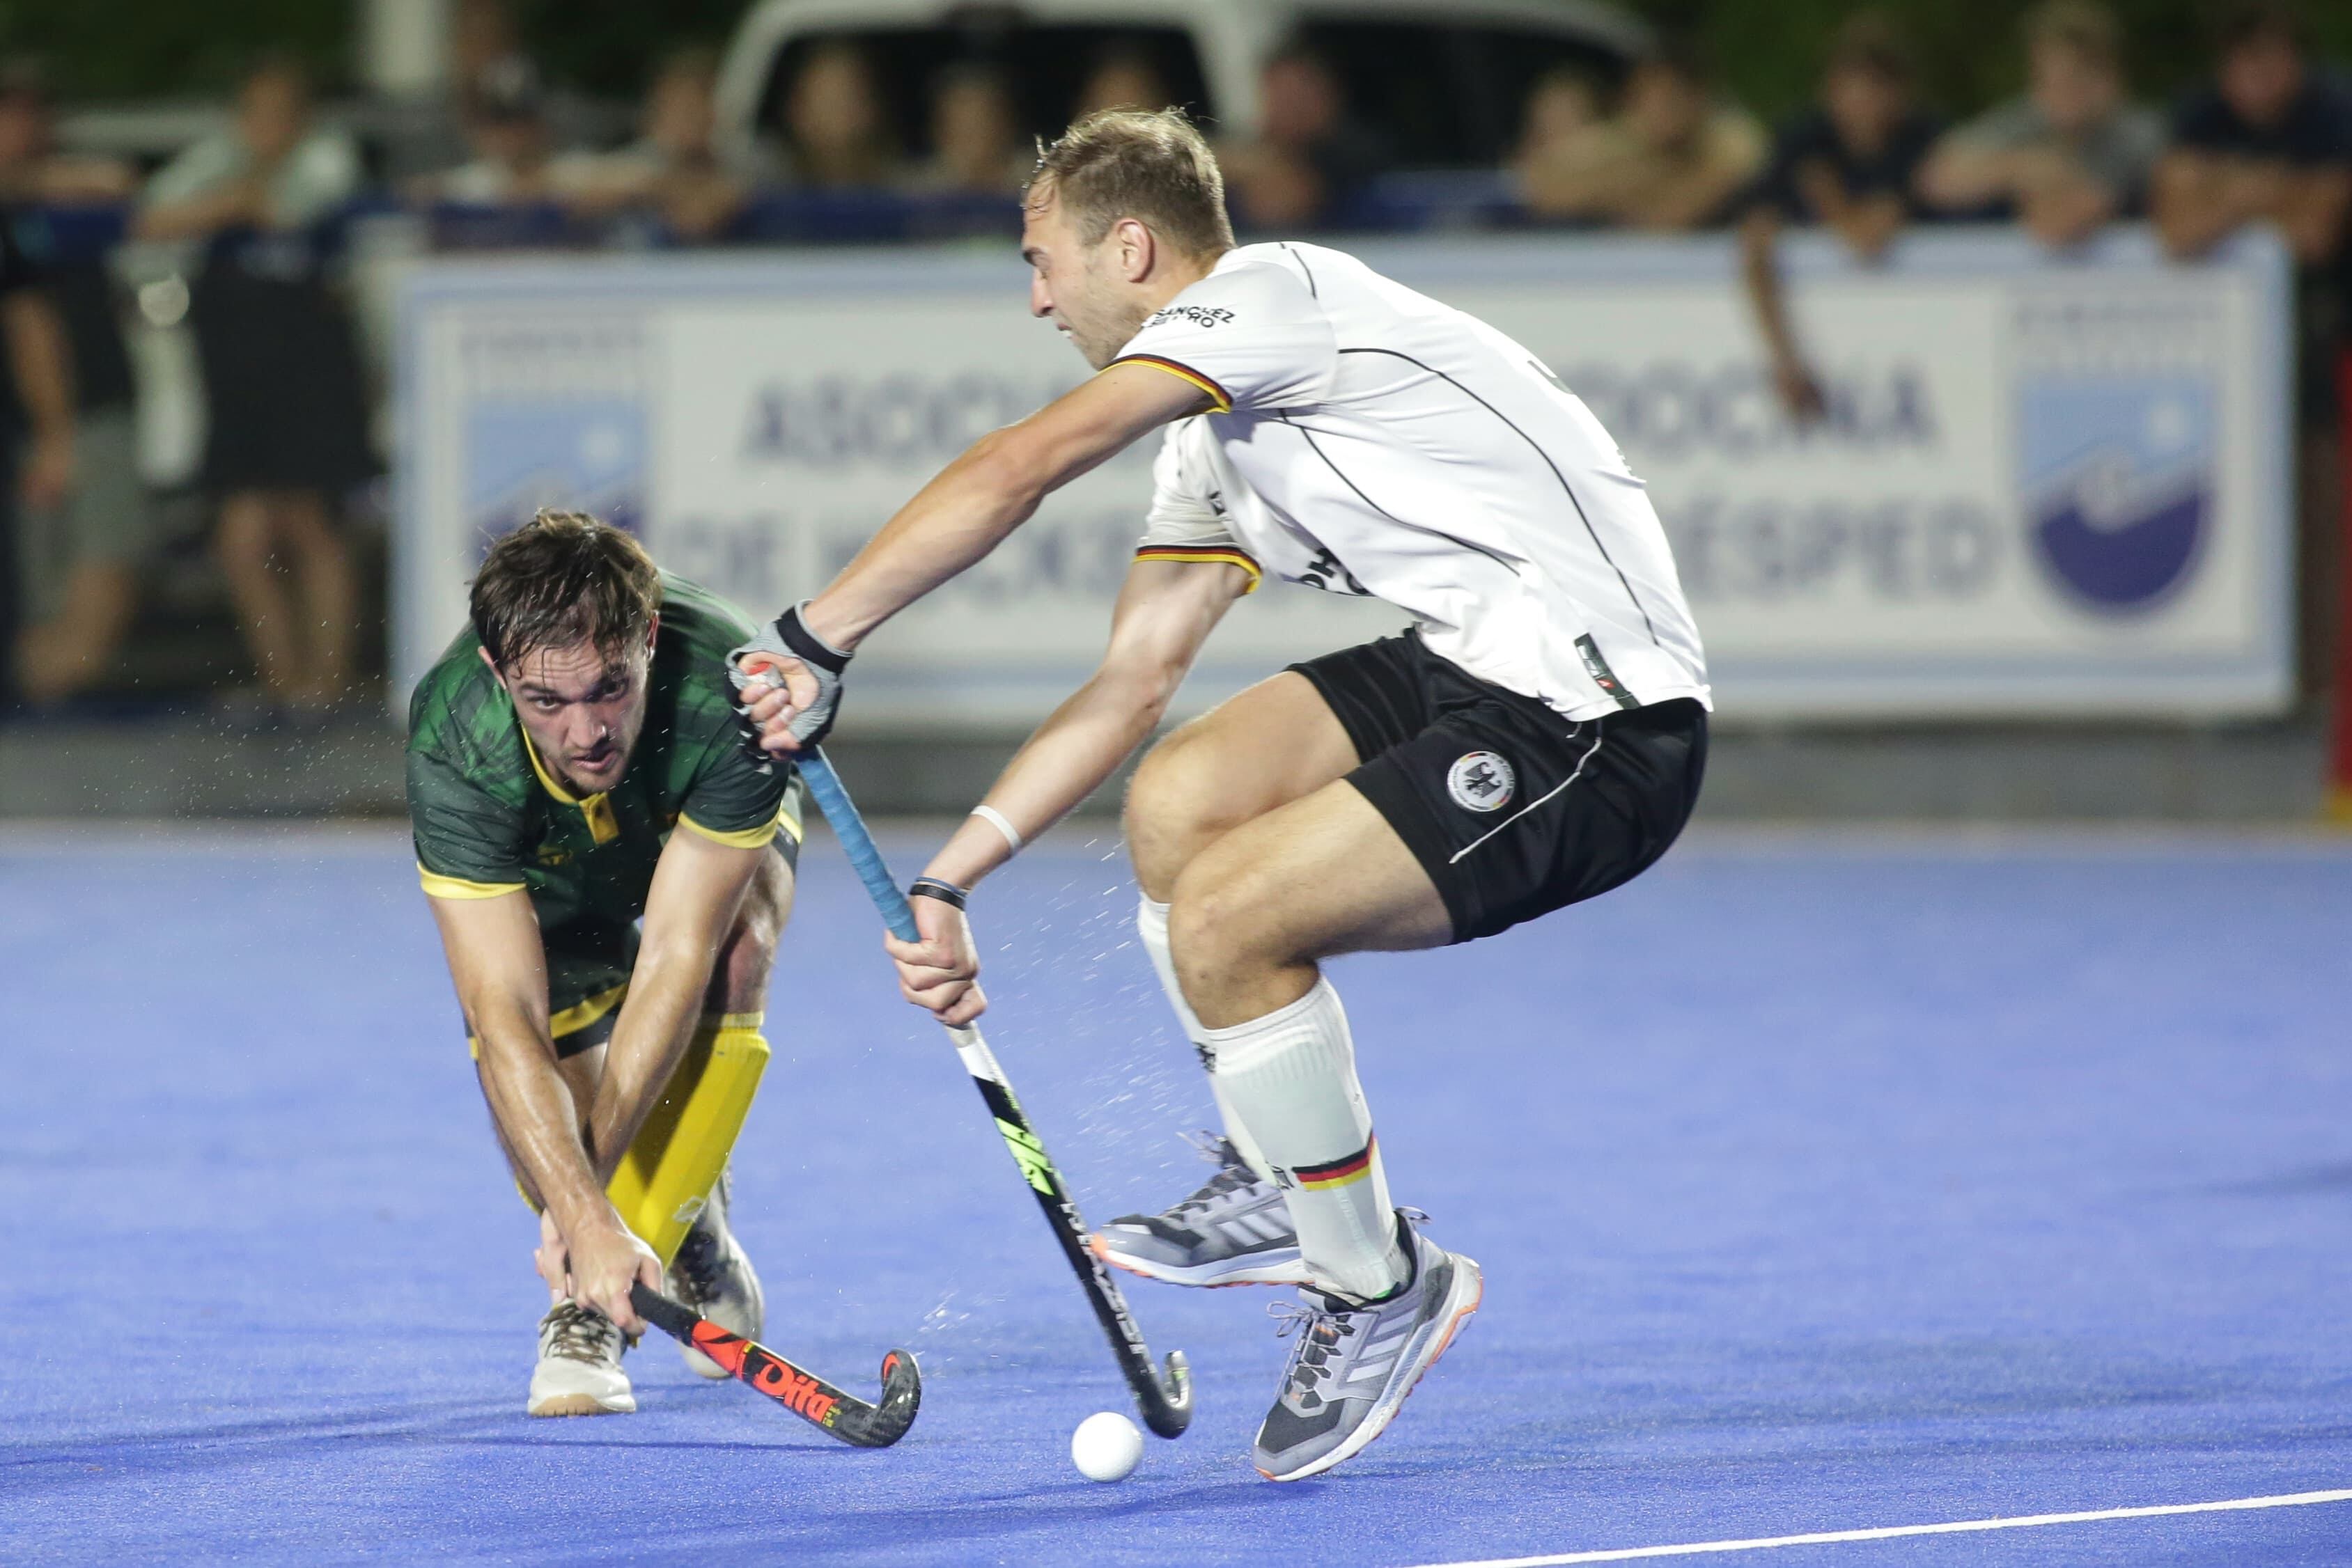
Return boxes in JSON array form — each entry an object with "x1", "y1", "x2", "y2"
[{"x1": 6, "y1": 824, "x2": 2352, "y2": 1566}]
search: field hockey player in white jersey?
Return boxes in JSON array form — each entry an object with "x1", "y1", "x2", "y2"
[{"x1": 735, "y1": 108, "x2": 1711, "y2": 1482}]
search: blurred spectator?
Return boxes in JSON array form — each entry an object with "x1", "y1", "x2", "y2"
[
  {"x1": 2151, "y1": 1, "x2": 2352, "y2": 268},
  {"x1": 565, "y1": 49, "x2": 751, "y2": 240},
  {"x1": 908, "y1": 64, "x2": 1031, "y2": 196},
  {"x1": 1739, "y1": 12, "x2": 1942, "y2": 420},
  {"x1": 412, "y1": 57, "x2": 593, "y2": 205},
  {"x1": 387, "y1": 0, "x2": 611, "y2": 182},
  {"x1": 2154, "y1": 1, "x2": 2352, "y2": 693},
  {"x1": 778, "y1": 40, "x2": 900, "y2": 188},
  {"x1": 0, "y1": 65, "x2": 145, "y2": 705},
  {"x1": 138, "y1": 56, "x2": 371, "y2": 718},
  {"x1": 1918, "y1": 1, "x2": 2161, "y2": 247},
  {"x1": 1518, "y1": 41, "x2": 1765, "y2": 230},
  {"x1": 1512, "y1": 68, "x2": 1602, "y2": 173},
  {"x1": 1073, "y1": 47, "x2": 1173, "y2": 120},
  {"x1": 1222, "y1": 43, "x2": 1390, "y2": 232}
]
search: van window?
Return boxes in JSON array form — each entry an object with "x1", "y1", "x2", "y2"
[
  {"x1": 756, "y1": 25, "x2": 1214, "y2": 174},
  {"x1": 1295, "y1": 22, "x2": 1628, "y2": 169}
]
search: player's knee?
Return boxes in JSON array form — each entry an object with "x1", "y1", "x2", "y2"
[
  {"x1": 1126, "y1": 728, "x2": 1248, "y2": 899},
  {"x1": 1165, "y1": 852, "x2": 1288, "y2": 982}
]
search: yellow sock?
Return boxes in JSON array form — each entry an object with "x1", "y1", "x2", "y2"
[{"x1": 606, "y1": 1013, "x2": 770, "y2": 1267}]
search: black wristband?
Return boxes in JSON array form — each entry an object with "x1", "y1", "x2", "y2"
[
  {"x1": 908, "y1": 877, "x2": 968, "y2": 911},
  {"x1": 775, "y1": 602, "x2": 851, "y2": 675}
]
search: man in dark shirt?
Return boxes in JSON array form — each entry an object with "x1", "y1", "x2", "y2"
[
  {"x1": 2153, "y1": 2, "x2": 2352, "y2": 691},
  {"x1": 1221, "y1": 44, "x2": 1390, "y2": 233},
  {"x1": 1739, "y1": 12, "x2": 1942, "y2": 420},
  {"x1": 2154, "y1": 0, "x2": 2352, "y2": 270}
]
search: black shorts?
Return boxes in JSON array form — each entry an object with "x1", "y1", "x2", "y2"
[{"x1": 1290, "y1": 634, "x2": 1707, "y2": 943}]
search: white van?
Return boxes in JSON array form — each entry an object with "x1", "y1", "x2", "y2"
[{"x1": 715, "y1": 0, "x2": 1650, "y2": 171}]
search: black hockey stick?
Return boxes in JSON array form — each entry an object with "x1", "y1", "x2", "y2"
[
  {"x1": 797, "y1": 751, "x2": 1194, "y2": 1438},
  {"x1": 629, "y1": 1280, "x2": 921, "y2": 1448}
]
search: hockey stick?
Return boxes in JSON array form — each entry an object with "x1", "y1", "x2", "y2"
[
  {"x1": 629, "y1": 1280, "x2": 921, "y2": 1448},
  {"x1": 797, "y1": 750, "x2": 1194, "y2": 1439}
]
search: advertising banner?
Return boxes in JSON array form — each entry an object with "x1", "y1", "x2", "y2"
[{"x1": 395, "y1": 228, "x2": 2292, "y2": 724}]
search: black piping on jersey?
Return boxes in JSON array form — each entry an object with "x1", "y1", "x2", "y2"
[
  {"x1": 1276, "y1": 413, "x2": 1522, "y2": 577},
  {"x1": 1336, "y1": 347, "x2": 1662, "y2": 647},
  {"x1": 1279, "y1": 242, "x2": 1318, "y2": 299}
]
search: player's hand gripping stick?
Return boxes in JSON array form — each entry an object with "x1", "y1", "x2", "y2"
[
  {"x1": 797, "y1": 749, "x2": 1195, "y2": 1439},
  {"x1": 629, "y1": 1281, "x2": 921, "y2": 1448},
  {"x1": 728, "y1": 602, "x2": 851, "y2": 753}
]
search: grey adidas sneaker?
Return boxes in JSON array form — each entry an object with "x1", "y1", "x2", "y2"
[
  {"x1": 1253, "y1": 1212, "x2": 1482, "y2": 1481},
  {"x1": 668, "y1": 1168, "x2": 765, "y2": 1379},
  {"x1": 527, "y1": 1299, "x2": 634, "y2": 1417},
  {"x1": 1091, "y1": 1134, "x2": 1311, "y2": 1287}
]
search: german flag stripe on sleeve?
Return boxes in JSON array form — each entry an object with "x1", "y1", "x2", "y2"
[
  {"x1": 1294, "y1": 1135, "x2": 1377, "y2": 1191},
  {"x1": 1134, "y1": 543, "x2": 1263, "y2": 593},
  {"x1": 1112, "y1": 354, "x2": 1233, "y2": 413}
]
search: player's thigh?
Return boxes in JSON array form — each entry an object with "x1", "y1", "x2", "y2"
[
  {"x1": 1168, "y1": 774, "x2": 1453, "y2": 986},
  {"x1": 1126, "y1": 670, "x2": 1360, "y2": 899}
]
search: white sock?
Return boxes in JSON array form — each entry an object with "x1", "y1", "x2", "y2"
[
  {"x1": 1139, "y1": 897, "x2": 1277, "y2": 1181},
  {"x1": 1204, "y1": 978, "x2": 1408, "y2": 1303}
]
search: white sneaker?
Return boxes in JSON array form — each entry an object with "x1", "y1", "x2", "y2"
[
  {"x1": 667, "y1": 1168, "x2": 765, "y2": 1380},
  {"x1": 527, "y1": 1299, "x2": 636, "y2": 1417}
]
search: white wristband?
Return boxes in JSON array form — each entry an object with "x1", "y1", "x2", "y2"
[{"x1": 970, "y1": 804, "x2": 1024, "y2": 855}]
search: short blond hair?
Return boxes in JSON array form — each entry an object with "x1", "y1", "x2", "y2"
[{"x1": 1029, "y1": 107, "x2": 1235, "y2": 259}]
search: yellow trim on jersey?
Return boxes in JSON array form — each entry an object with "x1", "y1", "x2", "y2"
[
  {"x1": 521, "y1": 729, "x2": 620, "y2": 847},
  {"x1": 1135, "y1": 545, "x2": 1263, "y2": 593},
  {"x1": 417, "y1": 863, "x2": 526, "y2": 900},
  {"x1": 679, "y1": 812, "x2": 778, "y2": 849},
  {"x1": 1112, "y1": 354, "x2": 1233, "y2": 414},
  {"x1": 678, "y1": 787, "x2": 803, "y2": 851},
  {"x1": 552, "y1": 981, "x2": 631, "y2": 1039}
]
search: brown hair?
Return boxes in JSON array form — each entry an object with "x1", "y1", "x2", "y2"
[
  {"x1": 470, "y1": 509, "x2": 662, "y2": 670},
  {"x1": 2026, "y1": 1, "x2": 2123, "y2": 69},
  {"x1": 1028, "y1": 107, "x2": 1234, "y2": 258}
]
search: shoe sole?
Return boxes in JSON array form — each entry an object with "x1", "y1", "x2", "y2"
[
  {"x1": 527, "y1": 1391, "x2": 636, "y2": 1417},
  {"x1": 1090, "y1": 1232, "x2": 1312, "y2": 1289},
  {"x1": 1256, "y1": 1251, "x2": 1483, "y2": 1482}
]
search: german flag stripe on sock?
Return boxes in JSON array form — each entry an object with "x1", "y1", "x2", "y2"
[
  {"x1": 1295, "y1": 1135, "x2": 1376, "y2": 1191},
  {"x1": 1133, "y1": 543, "x2": 1263, "y2": 592}
]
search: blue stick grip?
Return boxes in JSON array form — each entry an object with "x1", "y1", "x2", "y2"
[{"x1": 798, "y1": 751, "x2": 921, "y2": 943}]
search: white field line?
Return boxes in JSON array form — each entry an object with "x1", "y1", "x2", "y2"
[{"x1": 1404, "y1": 1487, "x2": 2352, "y2": 1568}]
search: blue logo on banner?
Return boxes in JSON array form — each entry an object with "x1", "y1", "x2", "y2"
[
  {"x1": 463, "y1": 400, "x2": 646, "y2": 555},
  {"x1": 2018, "y1": 378, "x2": 2213, "y2": 613}
]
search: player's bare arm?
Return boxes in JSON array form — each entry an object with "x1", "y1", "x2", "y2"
[
  {"x1": 737, "y1": 172, "x2": 1223, "y2": 751},
  {"x1": 739, "y1": 362, "x2": 1208, "y2": 751},
  {"x1": 582, "y1": 825, "x2": 768, "y2": 1180},
  {"x1": 427, "y1": 888, "x2": 662, "y2": 1332},
  {"x1": 885, "y1": 556, "x2": 1250, "y2": 1026}
]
